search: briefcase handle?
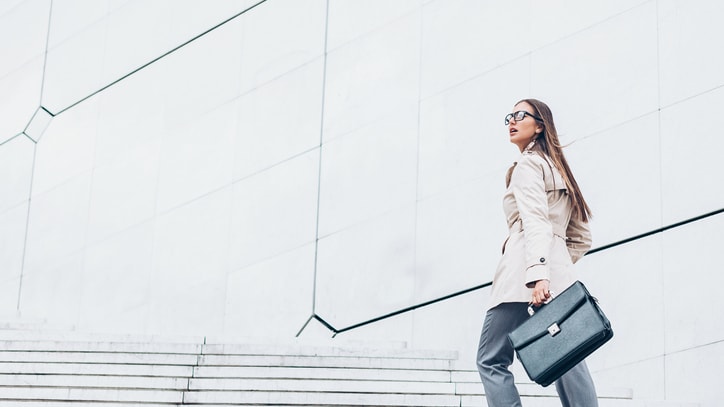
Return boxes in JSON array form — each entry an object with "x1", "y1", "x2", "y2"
[
  {"x1": 528, "y1": 291, "x2": 602, "y2": 316},
  {"x1": 527, "y1": 291, "x2": 556, "y2": 316}
]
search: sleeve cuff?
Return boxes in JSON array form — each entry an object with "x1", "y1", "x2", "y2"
[{"x1": 525, "y1": 264, "x2": 550, "y2": 288}]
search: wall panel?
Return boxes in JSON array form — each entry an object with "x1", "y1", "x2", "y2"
[
  {"x1": 660, "y1": 88, "x2": 724, "y2": 224},
  {"x1": 318, "y1": 105, "x2": 418, "y2": 237},
  {"x1": 315, "y1": 206, "x2": 416, "y2": 328},
  {"x1": 79, "y1": 221, "x2": 154, "y2": 333},
  {"x1": 420, "y1": 0, "x2": 530, "y2": 99},
  {"x1": 659, "y1": 0, "x2": 724, "y2": 106},
  {"x1": 323, "y1": 10, "x2": 420, "y2": 141},
  {"x1": 576, "y1": 236, "x2": 665, "y2": 370},
  {"x1": 0, "y1": 57, "x2": 44, "y2": 142},
  {"x1": 229, "y1": 151, "x2": 319, "y2": 270},
  {"x1": 662, "y1": 214, "x2": 724, "y2": 352},
  {"x1": 0, "y1": 136, "x2": 35, "y2": 214},
  {"x1": 23, "y1": 172, "x2": 92, "y2": 275},
  {"x1": 531, "y1": 2, "x2": 658, "y2": 140},
  {"x1": 233, "y1": 59, "x2": 324, "y2": 181},
  {"x1": 566, "y1": 113, "x2": 661, "y2": 246},
  {"x1": 417, "y1": 57, "x2": 530, "y2": 200},
  {"x1": 224, "y1": 243, "x2": 315, "y2": 338},
  {"x1": 666, "y1": 342, "x2": 724, "y2": 407}
]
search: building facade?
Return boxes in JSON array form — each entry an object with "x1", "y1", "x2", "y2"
[{"x1": 1, "y1": 0, "x2": 722, "y2": 405}]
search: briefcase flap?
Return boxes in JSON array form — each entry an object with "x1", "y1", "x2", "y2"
[{"x1": 508, "y1": 281, "x2": 590, "y2": 349}]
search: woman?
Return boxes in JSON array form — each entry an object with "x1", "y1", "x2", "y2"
[{"x1": 476, "y1": 99, "x2": 598, "y2": 406}]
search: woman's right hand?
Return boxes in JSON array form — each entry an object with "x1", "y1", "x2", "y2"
[{"x1": 531, "y1": 279, "x2": 551, "y2": 306}]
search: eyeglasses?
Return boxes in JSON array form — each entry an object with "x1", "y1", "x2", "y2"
[{"x1": 504, "y1": 110, "x2": 543, "y2": 125}]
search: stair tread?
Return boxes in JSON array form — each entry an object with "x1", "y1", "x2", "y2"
[
  {"x1": 192, "y1": 365, "x2": 452, "y2": 382},
  {"x1": 0, "y1": 350, "x2": 197, "y2": 365},
  {"x1": 0, "y1": 387, "x2": 182, "y2": 403},
  {"x1": 188, "y1": 377, "x2": 455, "y2": 393},
  {"x1": 197, "y1": 354, "x2": 452, "y2": 370},
  {"x1": 0, "y1": 339, "x2": 202, "y2": 354},
  {"x1": 184, "y1": 390, "x2": 460, "y2": 406},
  {"x1": 0, "y1": 373, "x2": 188, "y2": 389},
  {"x1": 0, "y1": 403, "x2": 175, "y2": 407},
  {"x1": 201, "y1": 342, "x2": 457, "y2": 360},
  {"x1": 0, "y1": 362, "x2": 193, "y2": 377}
]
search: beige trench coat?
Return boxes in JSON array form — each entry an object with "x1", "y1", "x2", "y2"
[{"x1": 487, "y1": 149, "x2": 592, "y2": 310}]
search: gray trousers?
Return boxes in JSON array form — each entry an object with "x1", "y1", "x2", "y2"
[{"x1": 476, "y1": 302, "x2": 599, "y2": 407}]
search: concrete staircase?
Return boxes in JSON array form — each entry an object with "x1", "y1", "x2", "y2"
[{"x1": 0, "y1": 330, "x2": 697, "y2": 406}]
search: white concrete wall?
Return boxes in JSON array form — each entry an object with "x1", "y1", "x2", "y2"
[{"x1": 1, "y1": 0, "x2": 723, "y2": 405}]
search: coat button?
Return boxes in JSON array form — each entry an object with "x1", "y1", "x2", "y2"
[{"x1": 539, "y1": 257, "x2": 546, "y2": 263}]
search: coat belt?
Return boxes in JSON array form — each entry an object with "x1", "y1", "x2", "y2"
[{"x1": 511, "y1": 218, "x2": 567, "y2": 240}]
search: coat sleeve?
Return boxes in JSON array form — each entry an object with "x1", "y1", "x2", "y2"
[
  {"x1": 510, "y1": 154, "x2": 552, "y2": 287},
  {"x1": 566, "y1": 215, "x2": 592, "y2": 263}
]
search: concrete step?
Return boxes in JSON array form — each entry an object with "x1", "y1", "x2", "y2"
[
  {"x1": 192, "y1": 364, "x2": 452, "y2": 382},
  {"x1": 625, "y1": 403, "x2": 700, "y2": 407},
  {"x1": 0, "y1": 339, "x2": 202, "y2": 354},
  {"x1": 0, "y1": 329, "x2": 203, "y2": 345},
  {"x1": 462, "y1": 395, "x2": 620, "y2": 407},
  {"x1": 197, "y1": 353, "x2": 452, "y2": 370},
  {"x1": 0, "y1": 373, "x2": 188, "y2": 390},
  {"x1": 0, "y1": 403, "x2": 175, "y2": 407},
  {"x1": 0, "y1": 387, "x2": 182, "y2": 403},
  {"x1": 183, "y1": 390, "x2": 460, "y2": 406},
  {"x1": 456, "y1": 380, "x2": 633, "y2": 398},
  {"x1": 0, "y1": 361, "x2": 193, "y2": 377},
  {"x1": 460, "y1": 395, "x2": 699, "y2": 407},
  {"x1": 188, "y1": 377, "x2": 456, "y2": 393},
  {"x1": 201, "y1": 342, "x2": 457, "y2": 359},
  {"x1": 0, "y1": 350, "x2": 198, "y2": 365}
]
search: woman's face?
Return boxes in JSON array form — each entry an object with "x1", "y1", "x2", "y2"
[{"x1": 508, "y1": 101, "x2": 542, "y2": 152}]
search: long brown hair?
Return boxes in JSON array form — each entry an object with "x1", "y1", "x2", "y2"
[{"x1": 518, "y1": 98, "x2": 592, "y2": 222}]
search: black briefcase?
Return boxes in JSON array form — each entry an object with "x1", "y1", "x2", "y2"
[{"x1": 507, "y1": 281, "x2": 613, "y2": 387}]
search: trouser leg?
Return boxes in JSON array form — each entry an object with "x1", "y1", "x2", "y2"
[
  {"x1": 476, "y1": 303, "x2": 529, "y2": 407},
  {"x1": 555, "y1": 360, "x2": 599, "y2": 407}
]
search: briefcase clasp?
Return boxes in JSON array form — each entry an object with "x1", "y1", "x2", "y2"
[{"x1": 548, "y1": 323, "x2": 561, "y2": 336}]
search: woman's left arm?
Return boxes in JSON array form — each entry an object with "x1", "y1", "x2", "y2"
[{"x1": 566, "y1": 216, "x2": 592, "y2": 263}]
